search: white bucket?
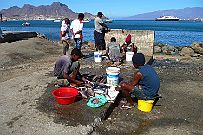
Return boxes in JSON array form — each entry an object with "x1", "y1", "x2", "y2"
[
  {"x1": 106, "y1": 67, "x2": 120, "y2": 86},
  {"x1": 94, "y1": 52, "x2": 102, "y2": 62},
  {"x1": 126, "y1": 52, "x2": 134, "y2": 62}
]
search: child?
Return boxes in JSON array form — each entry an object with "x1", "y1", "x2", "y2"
[
  {"x1": 106, "y1": 37, "x2": 122, "y2": 62},
  {"x1": 117, "y1": 53, "x2": 160, "y2": 106}
]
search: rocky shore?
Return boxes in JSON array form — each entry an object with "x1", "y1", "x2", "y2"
[
  {"x1": 154, "y1": 42, "x2": 203, "y2": 56},
  {"x1": 0, "y1": 37, "x2": 202, "y2": 135}
]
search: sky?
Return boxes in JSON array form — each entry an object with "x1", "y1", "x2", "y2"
[{"x1": 0, "y1": 0, "x2": 202, "y2": 18}]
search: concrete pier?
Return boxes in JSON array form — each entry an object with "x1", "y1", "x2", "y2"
[
  {"x1": 0, "y1": 31, "x2": 37, "y2": 43},
  {"x1": 105, "y1": 29, "x2": 154, "y2": 57}
]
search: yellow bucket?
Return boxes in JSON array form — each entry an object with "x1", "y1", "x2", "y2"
[{"x1": 138, "y1": 100, "x2": 154, "y2": 112}]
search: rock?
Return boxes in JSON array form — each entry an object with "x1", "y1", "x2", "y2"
[
  {"x1": 191, "y1": 42, "x2": 203, "y2": 54},
  {"x1": 154, "y1": 46, "x2": 162, "y2": 53},
  {"x1": 162, "y1": 45, "x2": 178, "y2": 55},
  {"x1": 180, "y1": 47, "x2": 194, "y2": 56},
  {"x1": 37, "y1": 33, "x2": 48, "y2": 39}
]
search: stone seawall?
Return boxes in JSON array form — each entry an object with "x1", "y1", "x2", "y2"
[
  {"x1": 0, "y1": 31, "x2": 37, "y2": 43},
  {"x1": 105, "y1": 30, "x2": 154, "y2": 56}
]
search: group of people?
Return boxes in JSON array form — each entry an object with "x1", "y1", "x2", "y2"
[
  {"x1": 56, "y1": 11, "x2": 110, "y2": 87},
  {"x1": 59, "y1": 11, "x2": 137, "y2": 62},
  {"x1": 54, "y1": 12, "x2": 160, "y2": 106},
  {"x1": 60, "y1": 13, "x2": 84, "y2": 55},
  {"x1": 60, "y1": 11, "x2": 110, "y2": 55},
  {"x1": 105, "y1": 34, "x2": 138, "y2": 63}
]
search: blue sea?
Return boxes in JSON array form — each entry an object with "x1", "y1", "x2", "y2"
[{"x1": 1, "y1": 20, "x2": 203, "y2": 46}]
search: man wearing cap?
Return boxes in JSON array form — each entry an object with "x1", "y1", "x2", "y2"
[
  {"x1": 94, "y1": 12, "x2": 110, "y2": 50},
  {"x1": 54, "y1": 48, "x2": 84, "y2": 85},
  {"x1": 117, "y1": 53, "x2": 160, "y2": 106}
]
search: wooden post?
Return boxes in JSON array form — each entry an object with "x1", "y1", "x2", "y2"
[{"x1": 0, "y1": 14, "x2": 2, "y2": 22}]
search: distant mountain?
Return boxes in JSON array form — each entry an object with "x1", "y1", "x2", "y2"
[
  {"x1": 0, "y1": 2, "x2": 95, "y2": 20},
  {"x1": 124, "y1": 7, "x2": 203, "y2": 20}
]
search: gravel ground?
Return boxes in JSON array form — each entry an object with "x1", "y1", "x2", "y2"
[
  {"x1": 0, "y1": 38, "x2": 202, "y2": 135},
  {"x1": 93, "y1": 57, "x2": 203, "y2": 135}
]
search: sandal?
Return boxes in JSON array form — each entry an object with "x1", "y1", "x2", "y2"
[
  {"x1": 118, "y1": 99, "x2": 134, "y2": 110},
  {"x1": 120, "y1": 104, "x2": 132, "y2": 110}
]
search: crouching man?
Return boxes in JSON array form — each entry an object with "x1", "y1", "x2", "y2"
[
  {"x1": 54, "y1": 48, "x2": 83, "y2": 86},
  {"x1": 117, "y1": 53, "x2": 160, "y2": 106}
]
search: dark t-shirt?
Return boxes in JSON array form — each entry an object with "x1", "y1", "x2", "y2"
[
  {"x1": 138, "y1": 64, "x2": 160, "y2": 98},
  {"x1": 54, "y1": 55, "x2": 72, "y2": 77}
]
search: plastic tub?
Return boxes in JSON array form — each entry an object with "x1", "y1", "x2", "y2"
[
  {"x1": 106, "y1": 67, "x2": 120, "y2": 86},
  {"x1": 126, "y1": 52, "x2": 134, "y2": 62},
  {"x1": 52, "y1": 87, "x2": 78, "y2": 105},
  {"x1": 138, "y1": 100, "x2": 154, "y2": 112}
]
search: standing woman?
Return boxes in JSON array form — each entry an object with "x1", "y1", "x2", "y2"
[{"x1": 60, "y1": 18, "x2": 71, "y2": 55}]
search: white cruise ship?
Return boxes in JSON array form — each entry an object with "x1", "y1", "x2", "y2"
[{"x1": 155, "y1": 16, "x2": 180, "y2": 21}]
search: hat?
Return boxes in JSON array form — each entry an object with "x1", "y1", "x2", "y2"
[
  {"x1": 132, "y1": 53, "x2": 145, "y2": 65},
  {"x1": 97, "y1": 12, "x2": 103, "y2": 16},
  {"x1": 125, "y1": 34, "x2": 131, "y2": 44}
]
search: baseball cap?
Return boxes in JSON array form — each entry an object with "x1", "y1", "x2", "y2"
[{"x1": 97, "y1": 12, "x2": 103, "y2": 16}]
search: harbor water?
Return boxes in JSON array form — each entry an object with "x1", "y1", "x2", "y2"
[{"x1": 0, "y1": 20, "x2": 203, "y2": 46}]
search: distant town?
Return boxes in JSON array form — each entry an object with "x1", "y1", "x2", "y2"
[
  {"x1": 1, "y1": 14, "x2": 203, "y2": 22},
  {"x1": 0, "y1": 2, "x2": 203, "y2": 22}
]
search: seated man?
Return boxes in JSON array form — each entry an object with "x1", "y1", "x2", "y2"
[
  {"x1": 117, "y1": 53, "x2": 160, "y2": 106},
  {"x1": 54, "y1": 48, "x2": 84, "y2": 86},
  {"x1": 121, "y1": 34, "x2": 137, "y2": 53},
  {"x1": 106, "y1": 37, "x2": 122, "y2": 62}
]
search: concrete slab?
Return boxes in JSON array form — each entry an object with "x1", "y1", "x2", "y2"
[
  {"x1": 36, "y1": 83, "x2": 113, "y2": 126},
  {"x1": 0, "y1": 31, "x2": 37, "y2": 43},
  {"x1": 36, "y1": 55, "x2": 153, "y2": 127}
]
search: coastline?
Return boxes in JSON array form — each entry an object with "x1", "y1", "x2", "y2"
[
  {"x1": 1, "y1": 20, "x2": 203, "y2": 46},
  {"x1": 0, "y1": 37, "x2": 202, "y2": 134}
]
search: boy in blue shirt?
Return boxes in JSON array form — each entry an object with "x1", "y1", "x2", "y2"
[{"x1": 117, "y1": 53, "x2": 160, "y2": 106}]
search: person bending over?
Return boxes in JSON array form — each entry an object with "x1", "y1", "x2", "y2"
[{"x1": 54, "y1": 48, "x2": 84, "y2": 86}]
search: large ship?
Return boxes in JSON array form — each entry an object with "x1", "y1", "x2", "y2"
[{"x1": 155, "y1": 16, "x2": 179, "y2": 21}]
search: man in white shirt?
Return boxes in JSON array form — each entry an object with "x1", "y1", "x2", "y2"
[
  {"x1": 94, "y1": 12, "x2": 110, "y2": 51},
  {"x1": 70, "y1": 13, "x2": 84, "y2": 50}
]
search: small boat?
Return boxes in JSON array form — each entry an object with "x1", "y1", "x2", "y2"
[
  {"x1": 53, "y1": 19, "x2": 61, "y2": 23},
  {"x1": 82, "y1": 18, "x2": 90, "y2": 23},
  {"x1": 46, "y1": 18, "x2": 55, "y2": 21},
  {"x1": 104, "y1": 19, "x2": 113, "y2": 23},
  {"x1": 155, "y1": 16, "x2": 179, "y2": 21},
  {"x1": 22, "y1": 22, "x2": 30, "y2": 26}
]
